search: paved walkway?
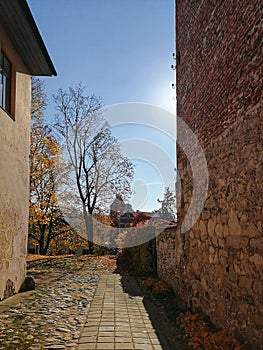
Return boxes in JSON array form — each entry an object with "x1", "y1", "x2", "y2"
[{"x1": 77, "y1": 274, "x2": 168, "y2": 350}]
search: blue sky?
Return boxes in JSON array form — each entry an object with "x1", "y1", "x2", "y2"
[{"x1": 28, "y1": 0, "x2": 176, "y2": 212}]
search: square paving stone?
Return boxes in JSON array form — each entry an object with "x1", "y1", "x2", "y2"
[
  {"x1": 100, "y1": 321, "x2": 115, "y2": 326},
  {"x1": 115, "y1": 343, "x2": 134, "y2": 349},
  {"x1": 115, "y1": 337, "x2": 133, "y2": 343},
  {"x1": 96, "y1": 343, "x2": 114, "y2": 349},
  {"x1": 78, "y1": 343, "x2": 96, "y2": 350},
  {"x1": 132, "y1": 332, "x2": 148, "y2": 337},
  {"x1": 115, "y1": 327, "x2": 131, "y2": 332},
  {"x1": 98, "y1": 331, "x2": 114, "y2": 337},
  {"x1": 97, "y1": 336, "x2": 115, "y2": 343},
  {"x1": 131, "y1": 327, "x2": 147, "y2": 333},
  {"x1": 99, "y1": 326, "x2": 115, "y2": 332},
  {"x1": 115, "y1": 331, "x2": 132, "y2": 337},
  {"x1": 101, "y1": 319, "x2": 115, "y2": 323},
  {"x1": 134, "y1": 345, "x2": 154, "y2": 350},
  {"x1": 115, "y1": 322, "x2": 130, "y2": 327},
  {"x1": 133, "y1": 337, "x2": 151, "y2": 344},
  {"x1": 115, "y1": 310, "x2": 128, "y2": 314}
]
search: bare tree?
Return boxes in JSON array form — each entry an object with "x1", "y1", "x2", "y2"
[{"x1": 53, "y1": 84, "x2": 134, "y2": 253}]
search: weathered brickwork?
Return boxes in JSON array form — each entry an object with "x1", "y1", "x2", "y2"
[
  {"x1": 177, "y1": 0, "x2": 262, "y2": 160},
  {"x1": 157, "y1": 1, "x2": 263, "y2": 349}
]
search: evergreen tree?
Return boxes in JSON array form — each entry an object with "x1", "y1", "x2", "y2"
[{"x1": 157, "y1": 187, "x2": 176, "y2": 222}]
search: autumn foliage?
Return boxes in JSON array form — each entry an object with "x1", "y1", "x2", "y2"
[
  {"x1": 178, "y1": 312, "x2": 242, "y2": 350},
  {"x1": 130, "y1": 212, "x2": 151, "y2": 227},
  {"x1": 29, "y1": 79, "x2": 83, "y2": 255}
]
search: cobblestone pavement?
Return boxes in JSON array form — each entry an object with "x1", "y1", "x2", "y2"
[
  {"x1": 0, "y1": 256, "x2": 115, "y2": 350},
  {"x1": 0, "y1": 256, "x2": 184, "y2": 350},
  {"x1": 78, "y1": 274, "x2": 170, "y2": 350}
]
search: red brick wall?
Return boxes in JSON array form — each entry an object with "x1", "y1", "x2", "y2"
[{"x1": 177, "y1": 0, "x2": 262, "y2": 161}]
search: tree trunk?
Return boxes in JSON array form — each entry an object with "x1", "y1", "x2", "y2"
[
  {"x1": 43, "y1": 218, "x2": 53, "y2": 255},
  {"x1": 83, "y1": 204, "x2": 94, "y2": 254},
  {"x1": 39, "y1": 225, "x2": 46, "y2": 255}
]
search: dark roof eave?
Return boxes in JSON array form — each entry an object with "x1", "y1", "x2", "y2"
[
  {"x1": 18, "y1": 0, "x2": 57, "y2": 76},
  {"x1": 0, "y1": 0, "x2": 57, "y2": 77}
]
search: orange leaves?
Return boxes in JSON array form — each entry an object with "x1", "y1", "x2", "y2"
[
  {"x1": 190, "y1": 314, "x2": 200, "y2": 321},
  {"x1": 140, "y1": 277, "x2": 156, "y2": 289},
  {"x1": 177, "y1": 312, "x2": 242, "y2": 350},
  {"x1": 140, "y1": 277, "x2": 171, "y2": 295},
  {"x1": 152, "y1": 280, "x2": 170, "y2": 294},
  {"x1": 130, "y1": 212, "x2": 151, "y2": 227}
]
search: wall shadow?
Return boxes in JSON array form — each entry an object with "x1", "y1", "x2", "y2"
[{"x1": 119, "y1": 275, "x2": 189, "y2": 350}]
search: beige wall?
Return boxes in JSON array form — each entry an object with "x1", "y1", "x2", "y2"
[{"x1": 0, "y1": 25, "x2": 31, "y2": 300}]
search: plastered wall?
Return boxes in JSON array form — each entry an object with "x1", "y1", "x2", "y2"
[{"x1": 0, "y1": 25, "x2": 31, "y2": 300}]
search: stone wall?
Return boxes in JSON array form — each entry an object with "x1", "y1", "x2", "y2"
[
  {"x1": 157, "y1": 111, "x2": 263, "y2": 348},
  {"x1": 157, "y1": 1, "x2": 262, "y2": 349},
  {"x1": 0, "y1": 25, "x2": 31, "y2": 300},
  {"x1": 117, "y1": 239, "x2": 157, "y2": 277}
]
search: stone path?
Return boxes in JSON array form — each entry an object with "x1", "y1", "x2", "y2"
[
  {"x1": 0, "y1": 272, "x2": 98, "y2": 350},
  {"x1": 0, "y1": 257, "x2": 176, "y2": 349},
  {"x1": 78, "y1": 274, "x2": 170, "y2": 350},
  {"x1": 0, "y1": 256, "x2": 112, "y2": 349}
]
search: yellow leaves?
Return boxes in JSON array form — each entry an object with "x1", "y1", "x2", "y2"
[
  {"x1": 177, "y1": 312, "x2": 243, "y2": 350},
  {"x1": 115, "y1": 231, "x2": 128, "y2": 248},
  {"x1": 95, "y1": 214, "x2": 112, "y2": 226},
  {"x1": 49, "y1": 230, "x2": 88, "y2": 255},
  {"x1": 29, "y1": 79, "x2": 77, "y2": 254},
  {"x1": 29, "y1": 111, "x2": 63, "y2": 228}
]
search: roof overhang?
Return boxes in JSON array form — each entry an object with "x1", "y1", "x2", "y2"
[{"x1": 0, "y1": 0, "x2": 57, "y2": 76}]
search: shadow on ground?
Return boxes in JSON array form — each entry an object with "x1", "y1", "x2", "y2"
[{"x1": 119, "y1": 275, "x2": 190, "y2": 350}]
